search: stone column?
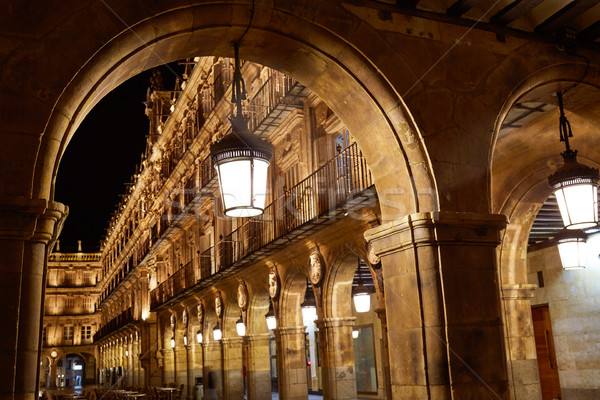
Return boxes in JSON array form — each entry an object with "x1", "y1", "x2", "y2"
[
  {"x1": 221, "y1": 337, "x2": 244, "y2": 400},
  {"x1": 202, "y1": 341, "x2": 223, "y2": 399},
  {"x1": 243, "y1": 334, "x2": 271, "y2": 400},
  {"x1": 274, "y1": 326, "x2": 308, "y2": 400},
  {"x1": 374, "y1": 307, "x2": 392, "y2": 400},
  {"x1": 317, "y1": 317, "x2": 357, "y2": 400},
  {"x1": 49, "y1": 358, "x2": 58, "y2": 389},
  {"x1": 365, "y1": 212, "x2": 509, "y2": 399},
  {"x1": 501, "y1": 284, "x2": 540, "y2": 400},
  {"x1": 0, "y1": 198, "x2": 67, "y2": 400},
  {"x1": 185, "y1": 344, "x2": 194, "y2": 400}
]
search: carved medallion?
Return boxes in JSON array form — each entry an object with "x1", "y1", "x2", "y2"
[
  {"x1": 268, "y1": 269, "x2": 280, "y2": 300},
  {"x1": 170, "y1": 312, "x2": 177, "y2": 332},
  {"x1": 309, "y1": 250, "x2": 325, "y2": 287},
  {"x1": 237, "y1": 281, "x2": 248, "y2": 310},
  {"x1": 215, "y1": 292, "x2": 223, "y2": 318},
  {"x1": 182, "y1": 307, "x2": 188, "y2": 328},
  {"x1": 197, "y1": 303, "x2": 204, "y2": 327}
]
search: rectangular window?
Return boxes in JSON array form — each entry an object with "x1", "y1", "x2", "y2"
[
  {"x1": 63, "y1": 326, "x2": 74, "y2": 341},
  {"x1": 81, "y1": 325, "x2": 92, "y2": 340}
]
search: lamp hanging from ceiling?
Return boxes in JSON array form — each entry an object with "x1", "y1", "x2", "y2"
[
  {"x1": 213, "y1": 324, "x2": 222, "y2": 341},
  {"x1": 353, "y1": 259, "x2": 372, "y2": 313},
  {"x1": 555, "y1": 229, "x2": 587, "y2": 270},
  {"x1": 548, "y1": 91, "x2": 599, "y2": 230},
  {"x1": 211, "y1": 41, "x2": 273, "y2": 218},
  {"x1": 301, "y1": 280, "x2": 317, "y2": 322}
]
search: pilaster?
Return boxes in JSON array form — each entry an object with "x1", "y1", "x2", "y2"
[
  {"x1": 202, "y1": 341, "x2": 223, "y2": 399},
  {"x1": 243, "y1": 334, "x2": 271, "y2": 400},
  {"x1": 365, "y1": 211, "x2": 509, "y2": 400},
  {"x1": 501, "y1": 284, "x2": 541, "y2": 400},
  {"x1": 273, "y1": 326, "x2": 308, "y2": 400},
  {"x1": 0, "y1": 197, "x2": 67, "y2": 400},
  {"x1": 222, "y1": 337, "x2": 244, "y2": 400}
]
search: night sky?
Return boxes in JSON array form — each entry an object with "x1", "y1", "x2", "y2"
[{"x1": 55, "y1": 63, "x2": 184, "y2": 253}]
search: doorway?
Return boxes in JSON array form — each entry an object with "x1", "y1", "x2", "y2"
[{"x1": 531, "y1": 305, "x2": 561, "y2": 400}]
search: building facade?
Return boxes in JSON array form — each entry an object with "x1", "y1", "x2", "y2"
[{"x1": 3, "y1": 1, "x2": 600, "y2": 400}]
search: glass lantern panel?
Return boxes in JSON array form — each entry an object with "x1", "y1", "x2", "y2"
[
  {"x1": 252, "y1": 159, "x2": 270, "y2": 210},
  {"x1": 353, "y1": 293, "x2": 371, "y2": 313},
  {"x1": 217, "y1": 159, "x2": 252, "y2": 210},
  {"x1": 557, "y1": 238, "x2": 586, "y2": 270},
  {"x1": 555, "y1": 184, "x2": 598, "y2": 229}
]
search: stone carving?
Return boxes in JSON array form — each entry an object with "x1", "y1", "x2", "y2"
[
  {"x1": 366, "y1": 242, "x2": 381, "y2": 266},
  {"x1": 215, "y1": 292, "x2": 223, "y2": 318},
  {"x1": 197, "y1": 303, "x2": 204, "y2": 327},
  {"x1": 182, "y1": 307, "x2": 188, "y2": 328},
  {"x1": 237, "y1": 281, "x2": 248, "y2": 310},
  {"x1": 170, "y1": 312, "x2": 177, "y2": 333},
  {"x1": 268, "y1": 269, "x2": 280, "y2": 300},
  {"x1": 309, "y1": 250, "x2": 325, "y2": 287}
]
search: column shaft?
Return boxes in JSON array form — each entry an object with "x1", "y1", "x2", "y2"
[
  {"x1": 222, "y1": 338, "x2": 244, "y2": 400},
  {"x1": 366, "y1": 212, "x2": 509, "y2": 400},
  {"x1": 274, "y1": 326, "x2": 308, "y2": 400},
  {"x1": 244, "y1": 334, "x2": 271, "y2": 400}
]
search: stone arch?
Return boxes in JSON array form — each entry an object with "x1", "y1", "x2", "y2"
[
  {"x1": 491, "y1": 63, "x2": 600, "y2": 400},
  {"x1": 277, "y1": 265, "x2": 307, "y2": 328},
  {"x1": 24, "y1": 1, "x2": 437, "y2": 221}
]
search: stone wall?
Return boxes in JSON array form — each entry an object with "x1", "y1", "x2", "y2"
[{"x1": 527, "y1": 234, "x2": 600, "y2": 399}]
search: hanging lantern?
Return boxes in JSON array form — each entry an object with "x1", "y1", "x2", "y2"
[
  {"x1": 352, "y1": 329, "x2": 359, "y2": 339},
  {"x1": 211, "y1": 42, "x2": 273, "y2": 218},
  {"x1": 301, "y1": 282, "x2": 318, "y2": 322},
  {"x1": 196, "y1": 330, "x2": 203, "y2": 344},
  {"x1": 353, "y1": 259, "x2": 372, "y2": 313},
  {"x1": 213, "y1": 325, "x2": 222, "y2": 341},
  {"x1": 170, "y1": 337, "x2": 175, "y2": 348},
  {"x1": 265, "y1": 304, "x2": 276, "y2": 330},
  {"x1": 183, "y1": 335, "x2": 188, "y2": 346},
  {"x1": 556, "y1": 229, "x2": 587, "y2": 270},
  {"x1": 236, "y1": 315, "x2": 246, "y2": 337},
  {"x1": 548, "y1": 91, "x2": 599, "y2": 230}
]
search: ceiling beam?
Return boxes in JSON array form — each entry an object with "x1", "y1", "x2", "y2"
[
  {"x1": 446, "y1": 0, "x2": 484, "y2": 17},
  {"x1": 490, "y1": 0, "x2": 545, "y2": 25},
  {"x1": 579, "y1": 20, "x2": 600, "y2": 41},
  {"x1": 535, "y1": 0, "x2": 599, "y2": 34}
]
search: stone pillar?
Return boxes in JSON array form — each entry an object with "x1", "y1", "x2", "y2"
[
  {"x1": 374, "y1": 308, "x2": 392, "y2": 400},
  {"x1": 501, "y1": 284, "x2": 540, "y2": 400},
  {"x1": 0, "y1": 198, "x2": 67, "y2": 400},
  {"x1": 49, "y1": 358, "x2": 58, "y2": 389},
  {"x1": 202, "y1": 341, "x2": 223, "y2": 399},
  {"x1": 185, "y1": 344, "x2": 195, "y2": 400},
  {"x1": 317, "y1": 317, "x2": 357, "y2": 400},
  {"x1": 221, "y1": 338, "x2": 244, "y2": 400},
  {"x1": 365, "y1": 212, "x2": 509, "y2": 399},
  {"x1": 243, "y1": 334, "x2": 271, "y2": 400},
  {"x1": 274, "y1": 326, "x2": 308, "y2": 400}
]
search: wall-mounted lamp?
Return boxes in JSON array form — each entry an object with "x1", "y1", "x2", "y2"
[
  {"x1": 213, "y1": 325, "x2": 222, "y2": 341},
  {"x1": 170, "y1": 337, "x2": 175, "y2": 348},
  {"x1": 196, "y1": 330, "x2": 203, "y2": 344},
  {"x1": 236, "y1": 315, "x2": 246, "y2": 337},
  {"x1": 265, "y1": 303, "x2": 276, "y2": 331}
]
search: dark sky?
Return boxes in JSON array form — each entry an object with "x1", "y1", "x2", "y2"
[{"x1": 55, "y1": 63, "x2": 184, "y2": 253}]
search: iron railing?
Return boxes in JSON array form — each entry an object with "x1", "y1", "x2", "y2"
[{"x1": 150, "y1": 142, "x2": 372, "y2": 309}]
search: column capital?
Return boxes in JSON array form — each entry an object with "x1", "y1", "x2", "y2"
[
  {"x1": 0, "y1": 196, "x2": 68, "y2": 243},
  {"x1": 273, "y1": 325, "x2": 305, "y2": 337},
  {"x1": 315, "y1": 316, "x2": 356, "y2": 330},
  {"x1": 501, "y1": 284, "x2": 538, "y2": 300},
  {"x1": 365, "y1": 211, "x2": 508, "y2": 257},
  {"x1": 221, "y1": 337, "x2": 243, "y2": 346}
]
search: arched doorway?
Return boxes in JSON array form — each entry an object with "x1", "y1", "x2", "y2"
[{"x1": 56, "y1": 354, "x2": 86, "y2": 388}]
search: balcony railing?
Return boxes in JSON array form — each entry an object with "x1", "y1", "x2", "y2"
[
  {"x1": 150, "y1": 142, "x2": 373, "y2": 309},
  {"x1": 93, "y1": 307, "x2": 134, "y2": 342}
]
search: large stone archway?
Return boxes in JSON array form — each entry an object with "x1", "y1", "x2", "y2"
[{"x1": 491, "y1": 64, "x2": 600, "y2": 399}]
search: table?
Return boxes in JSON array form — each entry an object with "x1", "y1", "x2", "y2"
[{"x1": 156, "y1": 387, "x2": 177, "y2": 400}]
